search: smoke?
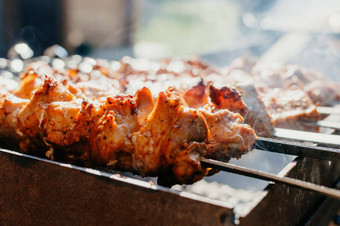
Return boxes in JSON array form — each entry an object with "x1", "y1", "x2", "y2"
[{"x1": 290, "y1": 33, "x2": 340, "y2": 82}]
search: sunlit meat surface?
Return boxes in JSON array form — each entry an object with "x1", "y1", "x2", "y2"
[
  {"x1": 0, "y1": 90, "x2": 29, "y2": 148},
  {"x1": 252, "y1": 64, "x2": 340, "y2": 106},
  {"x1": 10, "y1": 56, "x2": 329, "y2": 136}
]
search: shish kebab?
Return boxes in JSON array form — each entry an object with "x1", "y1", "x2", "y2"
[
  {"x1": 2, "y1": 58, "x2": 340, "y2": 157},
  {"x1": 1, "y1": 72, "x2": 257, "y2": 185},
  {"x1": 3, "y1": 56, "x2": 340, "y2": 144},
  {"x1": 5, "y1": 57, "x2": 340, "y2": 145},
  {"x1": 1, "y1": 80, "x2": 340, "y2": 200},
  {"x1": 1, "y1": 58, "x2": 340, "y2": 199},
  {"x1": 112, "y1": 56, "x2": 340, "y2": 139}
]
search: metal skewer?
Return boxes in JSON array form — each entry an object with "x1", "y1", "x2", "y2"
[
  {"x1": 274, "y1": 128, "x2": 340, "y2": 147},
  {"x1": 200, "y1": 157, "x2": 340, "y2": 200},
  {"x1": 255, "y1": 137, "x2": 340, "y2": 160},
  {"x1": 314, "y1": 120, "x2": 340, "y2": 130},
  {"x1": 317, "y1": 106, "x2": 340, "y2": 115},
  {"x1": 303, "y1": 120, "x2": 340, "y2": 131}
]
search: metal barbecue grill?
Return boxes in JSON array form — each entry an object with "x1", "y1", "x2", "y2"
[
  {"x1": 1, "y1": 0, "x2": 340, "y2": 225},
  {"x1": 1, "y1": 51, "x2": 340, "y2": 225},
  {"x1": 1, "y1": 125, "x2": 340, "y2": 225}
]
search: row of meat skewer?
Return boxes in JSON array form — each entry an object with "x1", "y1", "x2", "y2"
[{"x1": 0, "y1": 55, "x2": 339, "y2": 187}]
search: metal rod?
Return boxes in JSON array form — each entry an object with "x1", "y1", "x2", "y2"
[
  {"x1": 317, "y1": 106, "x2": 340, "y2": 115},
  {"x1": 200, "y1": 157, "x2": 340, "y2": 200},
  {"x1": 315, "y1": 120, "x2": 340, "y2": 130},
  {"x1": 255, "y1": 137, "x2": 340, "y2": 160},
  {"x1": 302, "y1": 120, "x2": 340, "y2": 130},
  {"x1": 274, "y1": 128, "x2": 340, "y2": 146}
]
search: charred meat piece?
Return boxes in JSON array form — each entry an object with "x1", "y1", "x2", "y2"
[
  {"x1": 253, "y1": 65, "x2": 340, "y2": 106},
  {"x1": 304, "y1": 81, "x2": 340, "y2": 106},
  {"x1": 182, "y1": 81, "x2": 209, "y2": 108},
  {"x1": 132, "y1": 88, "x2": 209, "y2": 184},
  {"x1": 88, "y1": 87, "x2": 155, "y2": 171},
  {"x1": 209, "y1": 84, "x2": 247, "y2": 115},
  {"x1": 208, "y1": 83, "x2": 275, "y2": 138},
  {"x1": 18, "y1": 76, "x2": 75, "y2": 139},
  {"x1": 0, "y1": 91, "x2": 28, "y2": 149},
  {"x1": 14, "y1": 62, "x2": 52, "y2": 99},
  {"x1": 200, "y1": 106, "x2": 257, "y2": 160},
  {"x1": 17, "y1": 75, "x2": 93, "y2": 159},
  {"x1": 260, "y1": 88, "x2": 319, "y2": 132}
]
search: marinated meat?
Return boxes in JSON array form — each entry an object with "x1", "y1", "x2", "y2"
[
  {"x1": 132, "y1": 88, "x2": 209, "y2": 183},
  {"x1": 180, "y1": 80, "x2": 274, "y2": 138},
  {"x1": 182, "y1": 81, "x2": 209, "y2": 108},
  {"x1": 253, "y1": 64, "x2": 340, "y2": 106},
  {"x1": 11, "y1": 57, "x2": 325, "y2": 137},
  {"x1": 200, "y1": 106, "x2": 256, "y2": 160},
  {"x1": 4, "y1": 54, "x2": 333, "y2": 184},
  {"x1": 0, "y1": 72, "x2": 257, "y2": 185},
  {"x1": 89, "y1": 87, "x2": 154, "y2": 171},
  {"x1": 0, "y1": 90, "x2": 28, "y2": 147},
  {"x1": 260, "y1": 88, "x2": 319, "y2": 132}
]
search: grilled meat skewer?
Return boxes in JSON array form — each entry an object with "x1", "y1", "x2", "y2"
[
  {"x1": 11, "y1": 58, "x2": 338, "y2": 136},
  {"x1": 2, "y1": 55, "x2": 339, "y2": 185},
  {"x1": 0, "y1": 74, "x2": 256, "y2": 185}
]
